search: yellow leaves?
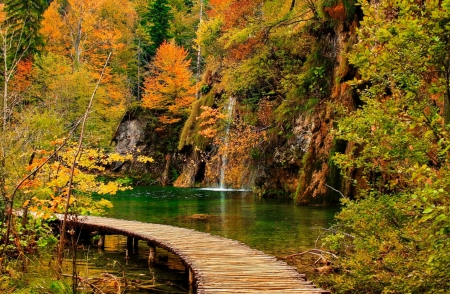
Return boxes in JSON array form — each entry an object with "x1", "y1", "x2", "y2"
[
  {"x1": 96, "y1": 181, "x2": 124, "y2": 195},
  {"x1": 137, "y1": 155, "x2": 154, "y2": 163},
  {"x1": 97, "y1": 198, "x2": 113, "y2": 209},
  {"x1": 108, "y1": 152, "x2": 133, "y2": 162},
  {"x1": 22, "y1": 200, "x2": 30, "y2": 207},
  {"x1": 11, "y1": 142, "x2": 149, "y2": 218}
]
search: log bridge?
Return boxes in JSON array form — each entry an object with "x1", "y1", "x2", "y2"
[{"x1": 61, "y1": 215, "x2": 330, "y2": 294}]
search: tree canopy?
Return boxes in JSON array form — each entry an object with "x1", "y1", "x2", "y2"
[{"x1": 0, "y1": 0, "x2": 450, "y2": 292}]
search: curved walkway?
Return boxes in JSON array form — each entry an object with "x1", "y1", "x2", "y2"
[{"x1": 66, "y1": 215, "x2": 329, "y2": 294}]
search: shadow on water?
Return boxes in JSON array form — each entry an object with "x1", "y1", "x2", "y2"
[{"x1": 28, "y1": 234, "x2": 190, "y2": 293}]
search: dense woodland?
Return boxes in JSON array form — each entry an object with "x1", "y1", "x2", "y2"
[{"x1": 0, "y1": 0, "x2": 449, "y2": 293}]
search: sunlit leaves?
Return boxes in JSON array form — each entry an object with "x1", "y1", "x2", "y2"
[
  {"x1": 197, "y1": 106, "x2": 226, "y2": 138},
  {"x1": 142, "y1": 41, "x2": 197, "y2": 126},
  {"x1": 15, "y1": 142, "x2": 148, "y2": 218}
]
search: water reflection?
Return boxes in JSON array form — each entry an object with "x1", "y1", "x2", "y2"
[
  {"x1": 61, "y1": 235, "x2": 190, "y2": 293},
  {"x1": 96, "y1": 186, "x2": 339, "y2": 257}
]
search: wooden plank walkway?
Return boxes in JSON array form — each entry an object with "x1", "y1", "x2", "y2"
[{"x1": 64, "y1": 215, "x2": 329, "y2": 294}]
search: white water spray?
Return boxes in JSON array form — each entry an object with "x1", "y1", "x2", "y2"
[{"x1": 219, "y1": 97, "x2": 236, "y2": 189}]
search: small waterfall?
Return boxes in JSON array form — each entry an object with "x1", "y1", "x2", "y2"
[{"x1": 219, "y1": 97, "x2": 236, "y2": 189}]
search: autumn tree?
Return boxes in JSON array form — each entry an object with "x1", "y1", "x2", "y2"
[
  {"x1": 142, "y1": 41, "x2": 196, "y2": 126},
  {"x1": 0, "y1": 3, "x2": 37, "y2": 223},
  {"x1": 40, "y1": 0, "x2": 137, "y2": 71},
  {"x1": 39, "y1": 0, "x2": 137, "y2": 146}
]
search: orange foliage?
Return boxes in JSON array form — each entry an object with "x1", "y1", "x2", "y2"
[
  {"x1": 142, "y1": 41, "x2": 197, "y2": 125},
  {"x1": 229, "y1": 35, "x2": 262, "y2": 61},
  {"x1": 40, "y1": 3, "x2": 66, "y2": 54},
  {"x1": 40, "y1": 0, "x2": 136, "y2": 71},
  {"x1": 207, "y1": 0, "x2": 263, "y2": 29},
  {"x1": 207, "y1": 0, "x2": 233, "y2": 17},
  {"x1": 11, "y1": 59, "x2": 33, "y2": 94},
  {"x1": 324, "y1": 2, "x2": 347, "y2": 21},
  {"x1": 205, "y1": 119, "x2": 267, "y2": 189},
  {"x1": 0, "y1": 4, "x2": 6, "y2": 23},
  {"x1": 257, "y1": 99, "x2": 275, "y2": 126},
  {"x1": 197, "y1": 106, "x2": 226, "y2": 138},
  {"x1": 223, "y1": 0, "x2": 263, "y2": 29}
]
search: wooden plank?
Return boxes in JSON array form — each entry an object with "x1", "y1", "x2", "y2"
[{"x1": 59, "y1": 215, "x2": 329, "y2": 294}]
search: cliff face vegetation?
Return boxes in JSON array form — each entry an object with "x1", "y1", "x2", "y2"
[
  {"x1": 315, "y1": 0, "x2": 450, "y2": 291},
  {"x1": 155, "y1": 0, "x2": 360, "y2": 205}
]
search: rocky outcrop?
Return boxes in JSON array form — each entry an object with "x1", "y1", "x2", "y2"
[
  {"x1": 112, "y1": 116, "x2": 149, "y2": 174},
  {"x1": 112, "y1": 111, "x2": 185, "y2": 185},
  {"x1": 114, "y1": 118, "x2": 147, "y2": 156}
]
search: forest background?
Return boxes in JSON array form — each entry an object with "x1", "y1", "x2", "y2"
[{"x1": 0, "y1": 0, "x2": 450, "y2": 293}]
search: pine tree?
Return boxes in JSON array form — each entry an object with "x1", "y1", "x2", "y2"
[
  {"x1": 4, "y1": 0, "x2": 48, "y2": 57},
  {"x1": 141, "y1": 0, "x2": 173, "y2": 59}
]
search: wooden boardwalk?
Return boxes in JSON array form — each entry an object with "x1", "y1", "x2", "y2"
[{"x1": 64, "y1": 215, "x2": 329, "y2": 294}]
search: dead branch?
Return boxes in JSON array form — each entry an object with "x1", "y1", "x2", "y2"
[
  {"x1": 285, "y1": 249, "x2": 338, "y2": 260},
  {"x1": 325, "y1": 184, "x2": 348, "y2": 199},
  {"x1": 57, "y1": 52, "x2": 112, "y2": 274},
  {"x1": 102, "y1": 273, "x2": 121, "y2": 293},
  {"x1": 62, "y1": 274, "x2": 106, "y2": 294}
]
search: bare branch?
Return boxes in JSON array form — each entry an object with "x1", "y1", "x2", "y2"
[
  {"x1": 57, "y1": 52, "x2": 112, "y2": 274},
  {"x1": 285, "y1": 249, "x2": 338, "y2": 260},
  {"x1": 325, "y1": 184, "x2": 348, "y2": 199}
]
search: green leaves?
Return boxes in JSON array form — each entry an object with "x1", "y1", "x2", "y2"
[{"x1": 323, "y1": 0, "x2": 450, "y2": 292}]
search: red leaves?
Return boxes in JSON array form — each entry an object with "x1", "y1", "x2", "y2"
[{"x1": 222, "y1": 0, "x2": 263, "y2": 29}]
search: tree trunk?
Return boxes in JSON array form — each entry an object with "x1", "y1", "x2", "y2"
[
  {"x1": 161, "y1": 153, "x2": 171, "y2": 186},
  {"x1": 444, "y1": 67, "x2": 450, "y2": 125},
  {"x1": 290, "y1": 0, "x2": 296, "y2": 11}
]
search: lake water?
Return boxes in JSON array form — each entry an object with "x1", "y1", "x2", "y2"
[
  {"x1": 49, "y1": 186, "x2": 339, "y2": 293},
  {"x1": 99, "y1": 186, "x2": 339, "y2": 256}
]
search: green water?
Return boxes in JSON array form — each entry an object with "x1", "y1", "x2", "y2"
[
  {"x1": 97, "y1": 186, "x2": 339, "y2": 257},
  {"x1": 27, "y1": 186, "x2": 339, "y2": 293}
]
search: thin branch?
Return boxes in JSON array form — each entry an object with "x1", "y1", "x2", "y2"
[
  {"x1": 325, "y1": 184, "x2": 348, "y2": 199},
  {"x1": 322, "y1": 226, "x2": 355, "y2": 239},
  {"x1": 2, "y1": 118, "x2": 83, "y2": 256},
  {"x1": 285, "y1": 249, "x2": 338, "y2": 260},
  {"x1": 114, "y1": 261, "x2": 128, "y2": 291},
  {"x1": 57, "y1": 52, "x2": 112, "y2": 274}
]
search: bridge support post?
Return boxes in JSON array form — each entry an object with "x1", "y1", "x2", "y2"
[
  {"x1": 127, "y1": 236, "x2": 133, "y2": 250},
  {"x1": 148, "y1": 244, "x2": 157, "y2": 263},
  {"x1": 133, "y1": 238, "x2": 139, "y2": 252},
  {"x1": 97, "y1": 234, "x2": 105, "y2": 249},
  {"x1": 188, "y1": 268, "x2": 194, "y2": 285}
]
